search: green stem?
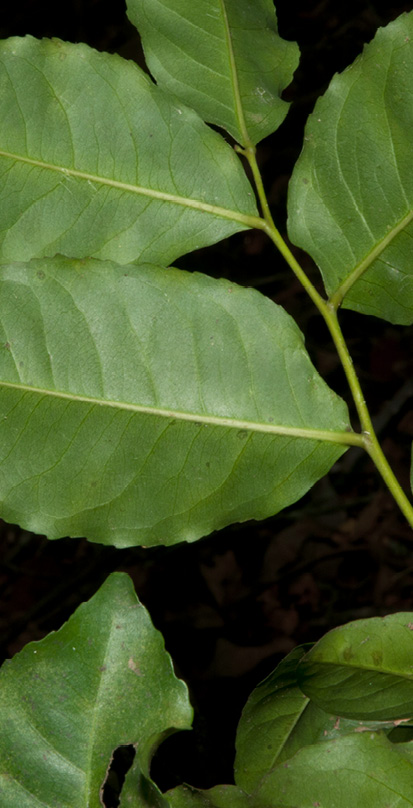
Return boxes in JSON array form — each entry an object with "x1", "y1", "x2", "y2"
[
  {"x1": 238, "y1": 145, "x2": 328, "y2": 314},
  {"x1": 323, "y1": 305, "x2": 413, "y2": 529},
  {"x1": 243, "y1": 148, "x2": 413, "y2": 530}
]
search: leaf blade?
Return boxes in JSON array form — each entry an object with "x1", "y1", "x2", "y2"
[
  {"x1": 166, "y1": 784, "x2": 251, "y2": 808},
  {"x1": 288, "y1": 12, "x2": 413, "y2": 325},
  {"x1": 234, "y1": 644, "x2": 407, "y2": 793},
  {"x1": 126, "y1": 0, "x2": 299, "y2": 146},
  {"x1": 0, "y1": 257, "x2": 350, "y2": 547},
  {"x1": 0, "y1": 573, "x2": 192, "y2": 808},
  {"x1": 253, "y1": 732, "x2": 413, "y2": 808},
  {"x1": 298, "y1": 613, "x2": 413, "y2": 720},
  {"x1": 234, "y1": 646, "x2": 311, "y2": 791},
  {"x1": 0, "y1": 36, "x2": 258, "y2": 266}
]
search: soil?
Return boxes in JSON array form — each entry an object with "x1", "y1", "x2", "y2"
[{"x1": 1, "y1": 0, "x2": 413, "y2": 800}]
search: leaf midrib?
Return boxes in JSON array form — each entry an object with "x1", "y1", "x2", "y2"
[
  {"x1": 0, "y1": 379, "x2": 363, "y2": 446},
  {"x1": 0, "y1": 149, "x2": 262, "y2": 230},
  {"x1": 219, "y1": 0, "x2": 250, "y2": 147},
  {"x1": 86, "y1": 618, "x2": 120, "y2": 803}
]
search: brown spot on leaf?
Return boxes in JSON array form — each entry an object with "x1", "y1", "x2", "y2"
[{"x1": 128, "y1": 657, "x2": 142, "y2": 676}]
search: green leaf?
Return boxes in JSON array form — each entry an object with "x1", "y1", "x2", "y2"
[
  {"x1": 126, "y1": 0, "x2": 299, "y2": 147},
  {"x1": 167, "y1": 784, "x2": 251, "y2": 808},
  {"x1": 120, "y1": 755, "x2": 171, "y2": 807},
  {"x1": 234, "y1": 645, "x2": 396, "y2": 792},
  {"x1": 0, "y1": 256, "x2": 351, "y2": 547},
  {"x1": 234, "y1": 646, "x2": 311, "y2": 791},
  {"x1": 0, "y1": 36, "x2": 258, "y2": 266},
  {"x1": 0, "y1": 572, "x2": 193, "y2": 808},
  {"x1": 253, "y1": 733, "x2": 413, "y2": 808},
  {"x1": 298, "y1": 613, "x2": 413, "y2": 720},
  {"x1": 288, "y1": 12, "x2": 413, "y2": 325},
  {"x1": 121, "y1": 768, "x2": 251, "y2": 808}
]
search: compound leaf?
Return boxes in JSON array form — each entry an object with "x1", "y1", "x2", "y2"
[
  {"x1": 0, "y1": 573, "x2": 192, "y2": 808},
  {"x1": 288, "y1": 12, "x2": 413, "y2": 325},
  {"x1": 126, "y1": 0, "x2": 299, "y2": 146},
  {"x1": 0, "y1": 36, "x2": 258, "y2": 267},
  {"x1": 0, "y1": 256, "x2": 350, "y2": 547}
]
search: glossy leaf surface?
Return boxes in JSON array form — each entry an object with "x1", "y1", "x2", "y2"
[
  {"x1": 0, "y1": 257, "x2": 350, "y2": 547},
  {"x1": 298, "y1": 613, "x2": 413, "y2": 720},
  {"x1": 0, "y1": 573, "x2": 192, "y2": 808},
  {"x1": 0, "y1": 36, "x2": 258, "y2": 267},
  {"x1": 126, "y1": 0, "x2": 299, "y2": 146},
  {"x1": 254, "y1": 733, "x2": 413, "y2": 808},
  {"x1": 288, "y1": 13, "x2": 413, "y2": 325}
]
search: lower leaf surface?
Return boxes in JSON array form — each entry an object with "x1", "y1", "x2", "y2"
[
  {"x1": 288, "y1": 12, "x2": 413, "y2": 325},
  {"x1": 0, "y1": 257, "x2": 350, "y2": 547}
]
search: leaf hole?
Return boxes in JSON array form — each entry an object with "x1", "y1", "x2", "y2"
[{"x1": 101, "y1": 744, "x2": 135, "y2": 808}]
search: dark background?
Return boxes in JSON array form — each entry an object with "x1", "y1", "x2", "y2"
[{"x1": 1, "y1": 0, "x2": 413, "y2": 797}]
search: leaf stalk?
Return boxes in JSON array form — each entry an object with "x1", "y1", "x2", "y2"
[
  {"x1": 323, "y1": 305, "x2": 413, "y2": 529},
  {"x1": 245, "y1": 150, "x2": 413, "y2": 530}
]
